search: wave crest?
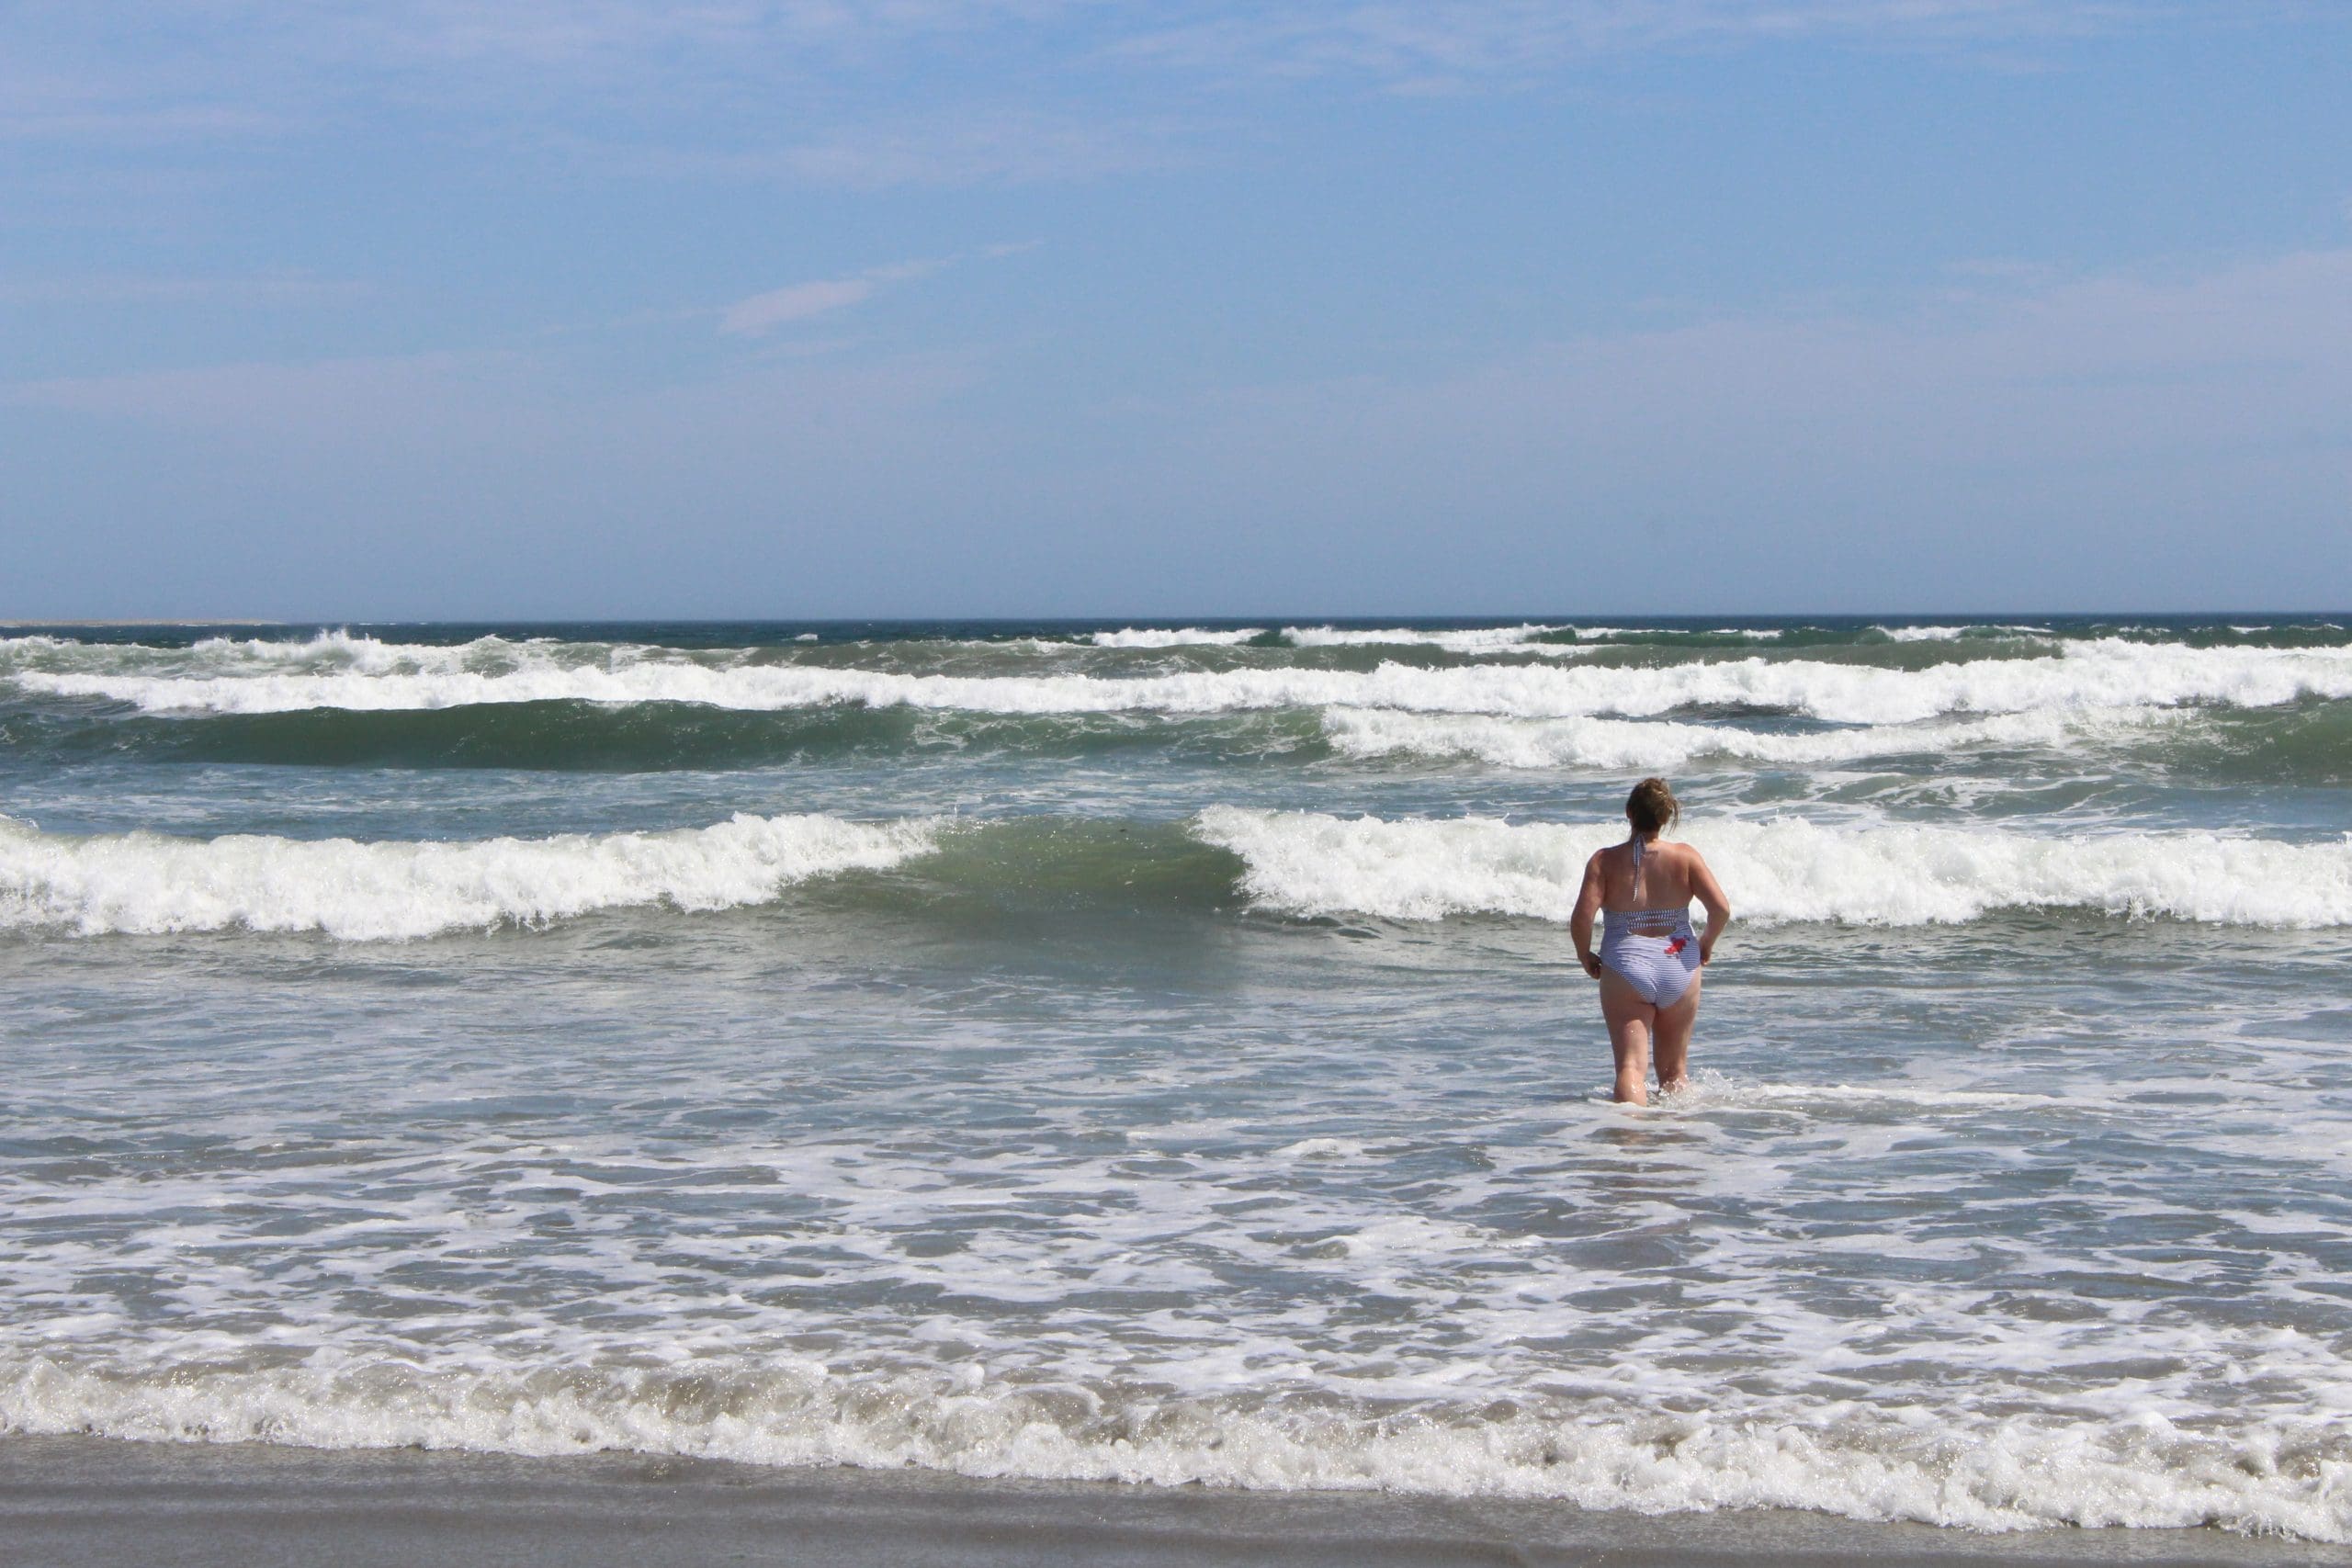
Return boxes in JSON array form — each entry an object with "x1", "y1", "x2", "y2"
[
  {"x1": 18, "y1": 640, "x2": 2352, "y2": 722},
  {"x1": 0, "y1": 812, "x2": 938, "y2": 940},
  {"x1": 10, "y1": 808, "x2": 2348, "y2": 939},
  {"x1": 1087, "y1": 626, "x2": 1267, "y2": 648},
  {"x1": 1194, "y1": 807, "x2": 2352, "y2": 927},
  {"x1": 1319, "y1": 705, "x2": 2170, "y2": 770}
]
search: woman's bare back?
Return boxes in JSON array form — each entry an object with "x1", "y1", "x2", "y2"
[{"x1": 1593, "y1": 837, "x2": 1704, "y2": 911}]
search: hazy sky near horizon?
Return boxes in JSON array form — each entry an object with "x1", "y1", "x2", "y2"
[{"x1": 5, "y1": 1, "x2": 2348, "y2": 618}]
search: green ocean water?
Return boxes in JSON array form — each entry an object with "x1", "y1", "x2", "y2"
[{"x1": 2, "y1": 616, "x2": 2349, "y2": 1540}]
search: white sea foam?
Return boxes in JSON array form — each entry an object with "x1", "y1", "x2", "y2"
[
  {"x1": 8, "y1": 802, "x2": 2346, "y2": 942},
  {"x1": 6, "y1": 1002, "x2": 2348, "y2": 1544},
  {"x1": 1320, "y1": 705, "x2": 2166, "y2": 770},
  {"x1": 1576, "y1": 626, "x2": 1785, "y2": 641},
  {"x1": 1, "y1": 1356, "x2": 2341, "y2": 1539},
  {"x1": 1669, "y1": 1076, "x2": 2076, "y2": 1112},
  {"x1": 18, "y1": 638, "x2": 2352, "y2": 721},
  {"x1": 1193, "y1": 807, "x2": 2352, "y2": 926},
  {"x1": 182, "y1": 628, "x2": 493, "y2": 670},
  {"x1": 1874, "y1": 624, "x2": 2050, "y2": 642},
  {"x1": 1278, "y1": 625, "x2": 1784, "y2": 651},
  {"x1": 1272, "y1": 1136, "x2": 1376, "y2": 1160},
  {"x1": 0, "y1": 629, "x2": 605, "y2": 683},
  {"x1": 1280, "y1": 623, "x2": 1573, "y2": 653},
  {"x1": 0, "y1": 812, "x2": 939, "y2": 940},
  {"x1": 1087, "y1": 626, "x2": 1267, "y2": 648}
]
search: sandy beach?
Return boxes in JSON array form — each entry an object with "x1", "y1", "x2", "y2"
[{"x1": 1, "y1": 1436, "x2": 2339, "y2": 1568}]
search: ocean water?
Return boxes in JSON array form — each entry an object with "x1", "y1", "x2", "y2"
[{"x1": 3, "y1": 616, "x2": 2349, "y2": 1540}]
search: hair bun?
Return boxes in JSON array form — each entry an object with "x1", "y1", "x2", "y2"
[{"x1": 1626, "y1": 776, "x2": 1679, "y2": 835}]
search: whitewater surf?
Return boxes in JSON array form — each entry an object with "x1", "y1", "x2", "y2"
[{"x1": 4, "y1": 615, "x2": 2347, "y2": 1543}]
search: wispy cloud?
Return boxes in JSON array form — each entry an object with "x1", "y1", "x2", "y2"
[
  {"x1": 0, "y1": 4, "x2": 1123, "y2": 191},
  {"x1": 1166, "y1": 244, "x2": 2352, "y2": 536},
  {"x1": 717, "y1": 248, "x2": 1025, "y2": 337},
  {"x1": 720, "y1": 276, "x2": 885, "y2": 336},
  {"x1": 0, "y1": 1, "x2": 2219, "y2": 186},
  {"x1": 1112, "y1": 1, "x2": 2173, "y2": 85},
  {"x1": 10, "y1": 243, "x2": 2346, "y2": 612}
]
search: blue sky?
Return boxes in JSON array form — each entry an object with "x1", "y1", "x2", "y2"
[{"x1": 5, "y1": 1, "x2": 2347, "y2": 618}]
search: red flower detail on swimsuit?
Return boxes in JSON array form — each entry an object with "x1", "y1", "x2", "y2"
[{"x1": 1665, "y1": 937, "x2": 1688, "y2": 956}]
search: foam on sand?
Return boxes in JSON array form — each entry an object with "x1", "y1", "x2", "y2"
[
  {"x1": 2, "y1": 1354, "x2": 2343, "y2": 1540},
  {"x1": 0, "y1": 812, "x2": 939, "y2": 940},
  {"x1": 1192, "y1": 807, "x2": 2352, "y2": 927}
]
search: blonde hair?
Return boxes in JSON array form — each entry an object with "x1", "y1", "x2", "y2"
[{"x1": 1626, "y1": 776, "x2": 1679, "y2": 837}]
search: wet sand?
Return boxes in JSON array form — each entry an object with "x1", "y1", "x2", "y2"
[{"x1": 0, "y1": 1437, "x2": 2337, "y2": 1568}]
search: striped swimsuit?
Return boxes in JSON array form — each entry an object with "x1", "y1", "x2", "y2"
[{"x1": 1597, "y1": 838, "x2": 1701, "y2": 1008}]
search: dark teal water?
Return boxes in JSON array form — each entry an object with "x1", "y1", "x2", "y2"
[{"x1": 2, "y1": 617, "x2": 2348, "y2": 1538}]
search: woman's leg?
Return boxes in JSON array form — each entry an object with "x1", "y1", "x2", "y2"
[
  {"x1": 1650, "y1": 972, "x2": 1702, "y2": 1092},
  {"x1": 1599, "y1": 969, "x2": 1657, "y2": 1104}
]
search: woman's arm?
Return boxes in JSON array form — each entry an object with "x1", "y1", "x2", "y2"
[
  {"x1": 1688, "y1": 848, "x2": 1733, "y2": 964},
  {"x1": 1570, "y1": 852, "x2": 1605, "y2": 978}
]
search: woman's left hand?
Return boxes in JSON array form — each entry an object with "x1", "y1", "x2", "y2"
[{"x1": 1579, "y1": 951, "x2": 1602, "y2": 979}]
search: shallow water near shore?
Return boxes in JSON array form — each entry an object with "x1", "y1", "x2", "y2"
[{"x1": 3, "y1": 616, "x2": 2348, "y2": 1540}]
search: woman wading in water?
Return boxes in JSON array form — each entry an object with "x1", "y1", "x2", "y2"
[{"x1": 1571, "y1": 778, "x2": 1733, "y2": 1105}]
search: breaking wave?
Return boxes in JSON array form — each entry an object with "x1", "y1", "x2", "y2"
[
  {"x1": 1086, "y1": 626, "x2": 1268, "y2": 648},
  {"x1": 0, "y1": 812, "x2": 939, "y2": 940},
  {"x1": 1194, "y1": 807, "x2": 2352, "y2": 927},
  {"x1": 17, "y1": 639, "x2": 2352, "y2": 724},
  {"x1": 1318, "y1": 705, "x2": 2171, "y2": 770},
  {"x1": 1280, "y1": 622, "x2": 1583, "y2": 653},
  {"x1": 8, "y1": 807, "x2": 2348, "y2": 939}
]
